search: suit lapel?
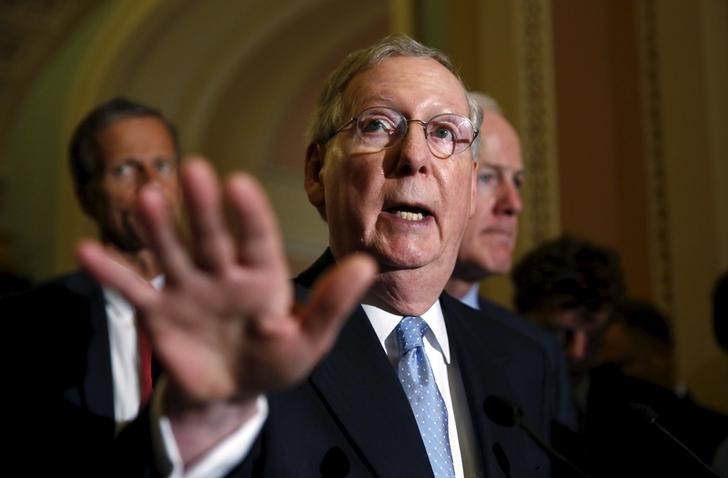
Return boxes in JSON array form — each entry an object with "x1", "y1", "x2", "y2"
[
  {"x1": 441, "y1": 294, "x2": 529, "y2": 477},
  {"x1": 296, "y1": 252, "x2": 534, "y2": 477},
  {"x1": 309, "y1": 306, "x2": 435, "y2": 477},
  {"x1": 66, "y1": 271, "x2": 115, "y2": 420},
  {"x1": 296, "y1": 253, "x2": 433, "y2": 476}
]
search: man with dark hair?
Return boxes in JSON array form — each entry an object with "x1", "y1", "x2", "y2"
[
  {"x1": 80, "y1": 35, "x2": 553, "y2": 477},
  {"x1": 4, "y1": 96, "x2": 180, "y2": 472},
  {"x1": 508, "y1": 235, "x2": 626, "y2": 475},
  {"x1": 589, "y1": 298, "x2": 728, "y2": 477},
  {"x1": 511, "y1": 234, "x2": 626, "y2": 389}
]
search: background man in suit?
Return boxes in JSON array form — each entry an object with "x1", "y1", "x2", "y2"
[
  {"x1": 80, "y1": 34, "x2": 553, "y2": 477},
  {"x1": 5, "y1": 97, "x2": 180, "y2": 472},
  {"x1": 511, "y1": 234, "x2": 626, "y2": 399},
  {"x1": 588, "y1": 298, "x2": 728, "y2": 477},
  {"x1": 510, "y1": 235, "x2": 626, "y2": 475},
  {"x1": 445, "y1": 92, "x2": 577, "y2": 432}
]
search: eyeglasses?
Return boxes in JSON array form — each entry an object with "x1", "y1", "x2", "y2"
[{"x1": 329, "y1": 106, "x2": 479, "y2": 159}]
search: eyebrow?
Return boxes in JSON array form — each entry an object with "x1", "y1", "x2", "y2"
[{"x1": 479, "y1": 162, "x2": 525, "y2": 174}]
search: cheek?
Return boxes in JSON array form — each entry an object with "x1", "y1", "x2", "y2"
[
  {"x1": 475, "y1": 191, "x2": 497, "y2": 215},
  {"x1": 332, "y1": 163, "x2": 380, "y2": 214},
  {"x1": 450, "y1": 173, "x2": 478, "y2": 227},
  {"x1": 162, "y1": 175, "x2": 181, "y2": 196},
  {"x1": 101, "y1": 177, "x2": 136, "y2": 202}
]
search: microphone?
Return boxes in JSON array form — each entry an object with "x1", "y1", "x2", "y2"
[
  {"x1": 484, "y1": 395, "x2": 591, "y2": 478},
  {"x1": 629, "y1": 403, "x2": 721, "y2": 478},
  {"x1": 492, "y1": 443, "x2": 512, "y2": 478},
  {"x1": 319, "y1": 446, "x2": 350, "y2": 478}
]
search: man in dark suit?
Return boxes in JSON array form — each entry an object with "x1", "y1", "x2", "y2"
[
  {"x1": 5, "y1": 97, "x2": 180, "y2": 472},
  {"x1": 80, "y1": 34, "x2": 553, "y2": 477},
  {"x1": 588, "y1": 298, "x2": 728, "y2": 477},
  {"x1": 446, "y1": 92, "x2": 577, "y2": 433}
]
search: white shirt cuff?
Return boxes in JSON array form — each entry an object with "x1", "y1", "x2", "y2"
[{"x1": 150, "y1": 377, "x2": 269, "y2": 478}]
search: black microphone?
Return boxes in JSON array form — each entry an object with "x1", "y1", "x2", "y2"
[
  {"x1": 484, "y1": 395, "x2": 591, "y2": 478},
  {"x1": 629, "y1": 403, "x2": 721, "y2": 478},
  {"x1": 492, "y1": 443, "x2": 512, "y2": 478},
  {"x1": 319, "y1": 446, "x2": 350, "y2": 478}
]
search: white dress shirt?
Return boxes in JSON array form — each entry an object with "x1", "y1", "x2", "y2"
[
  {"x1": 104, "y1": 276, "x2": 164, "y2": 430},
  {"x1": 362, "y1": 301, "x2": 466, "y2": 478},
  {"x1": 459, "y1": 284, "x2": 481, "y2": 310}
]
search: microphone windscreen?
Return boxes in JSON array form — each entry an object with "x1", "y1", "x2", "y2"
[
  {"x1": 484, "y1": 395, "x2": 521, "y2": 427},
  {"x1": 320, "y1": 446, "x2": 350, "y2": 478}
]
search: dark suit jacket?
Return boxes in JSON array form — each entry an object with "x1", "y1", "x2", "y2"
[
  {"x1": 4, "y1": 270, "x2": 157, "y2": 474},
  {"x1": 584, "y1": 364, "x2": 728, "y2": 478},
  {"x1": 115, "y1": 251, "x2": 553, "y2": 477},
  {"x1": 478, "y1": 297, "x2": 577, "y2": 431}
]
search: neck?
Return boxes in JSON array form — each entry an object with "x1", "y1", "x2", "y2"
[
  {"x1": 102, "y1": 244, "x2": 161, "y2": 281},
  {"x1": 364, "y1": 265, "x2": 451, "y2": 316},
  {"x1": 444, "y1": 277, "x2": 474, "y2": 300}
]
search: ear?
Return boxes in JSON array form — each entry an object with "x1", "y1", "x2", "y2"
[
  {"x1": 468, "y1": 159, "x2": 478, "y2": 217},
  {"x1": 304, "y1": 143, "x2": 326, "y2": 210},
  {"x1": 75, "y1": 184, "x2": 96, "y2": 219}
]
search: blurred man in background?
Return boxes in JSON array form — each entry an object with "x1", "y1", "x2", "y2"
[
  {"x1": 446, "y1": 92, "x2": 576, "y2": 431},
  {"x1": 4, "y1": 97, "x2": 180, "y2": 472}
]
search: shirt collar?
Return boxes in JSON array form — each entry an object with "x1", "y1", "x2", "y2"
[
  {"x1": 459, "y1": 284, "x2": 481, "y2": 310},
  {"x1": 362, "y1": 300, "x2": 451, "y2": 364},
  {"x1": 102, "y1": 275, "x2": 165, "y2": 316}
]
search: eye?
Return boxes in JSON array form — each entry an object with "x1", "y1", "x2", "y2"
[
  {"x1": 428, "y1": 114, "x2": 473, "y2": 146},
  {"x1": 431, "y1": 125, "x2": 454, "y2": 141},
  {"x1": 359, "y1": 115, "x2": 397, "y2": 135},
  {"x1": 155, "y1": 159, "x2": 175, "y2": 173},
  {"x1": 111, "y1": 162, "x2": 134, "y2": 177},
  {"x1": 478, "y1": 171, "x2": 496, "y2": 184},
  {"x1": 477, "y1": 167, "x2": 499, "y2": 190},
  {"x1": 513, "y1": 172, "x2": 525, "y2": 190}
]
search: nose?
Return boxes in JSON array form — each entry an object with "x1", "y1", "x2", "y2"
[
  {"x1": 494, "y1": 179, "x2": 522, "y2": 216},
  {"x1": 393, "y1": 123, "x2": 432, "y2": 175},
  {"x1": 136, "y1": 162, "x2": 164, "y2": 191},
  {"x1": 566, "y1": 330, "x2": 588, "y2": 363}
]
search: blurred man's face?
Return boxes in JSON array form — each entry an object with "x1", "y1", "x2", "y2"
[
  {"x1": 599, "y1": 321, "x2": 675, "y2": 389},
  {"x1": 532, "y1": 306, "x2": 611, "y2": 380},
  {"x1": 454, "y1": 110, "x2": 523, "y2": 280},
  {"x1": 306, "y1": 56, "x2": 477, "y2": 283},
  {"x1": 84, "y1": 116, "x2": 180, "y2": 252}
]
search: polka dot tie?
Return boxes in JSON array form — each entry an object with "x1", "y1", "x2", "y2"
[{"x1": 395, "y1": 316, "x2": 456, "y2": 478}]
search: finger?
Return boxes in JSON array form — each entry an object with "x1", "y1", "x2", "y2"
[
  {"x1": 300, "y1": 253, "x2": 377, "y2": 343},
  {"x1": 181, "y1": 158, "x2": 236, "y2": 273},
  {"x1": 225, "y1": 173, "x2": 287, "y2": 273},
  {"x1": 76, "y1": 240, "x2": 157, "y2": 308},
  {"x1": 136, "y1": 184, "x2": 193, "y2": 283}
]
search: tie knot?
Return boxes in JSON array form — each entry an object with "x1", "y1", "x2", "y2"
[{"x1": 395, "y1": 315, "x2": 429, "y2": 354}]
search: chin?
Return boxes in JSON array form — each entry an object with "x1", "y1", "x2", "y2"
[
  {"x1": 112, "y1": 232, "x2": 145, "y2": 253},
  {"x1": 374, "y1": 243, "x2": 439, "y2": 271},
  {"x1": 482, "y1": 257, "x2": 512, "y2": 276}
]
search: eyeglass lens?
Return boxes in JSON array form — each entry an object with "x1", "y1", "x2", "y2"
[{"x1": 353, "y1": 107, "x2": 474, "y2": 158}]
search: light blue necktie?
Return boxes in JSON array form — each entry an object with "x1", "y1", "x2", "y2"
[{"x1": 395, "y1": 315, "x2": 456, "y2": 478}]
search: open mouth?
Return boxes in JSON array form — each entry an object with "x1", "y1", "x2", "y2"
[{"x1": 384, "y1": 204, "x2": 432, "y2": 222}]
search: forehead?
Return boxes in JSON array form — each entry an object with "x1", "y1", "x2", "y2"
[
  {"x1": 95, "y1": 116, "x2": 174, "y2": 159},
  {"x1": 479, "y1": 111, "x2": 523, "y2": 169},
  {"x1": 343, "y1": 56, "x2": 469, "y2": 117}
]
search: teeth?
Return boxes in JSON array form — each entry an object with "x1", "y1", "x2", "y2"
[{"x1": 396, "y1": 211, "x2": 424, "y2": 221}]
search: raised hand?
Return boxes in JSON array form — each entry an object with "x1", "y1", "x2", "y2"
[{"x1": 77, "y1": 157, "x2": 375, "y2": 407}]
